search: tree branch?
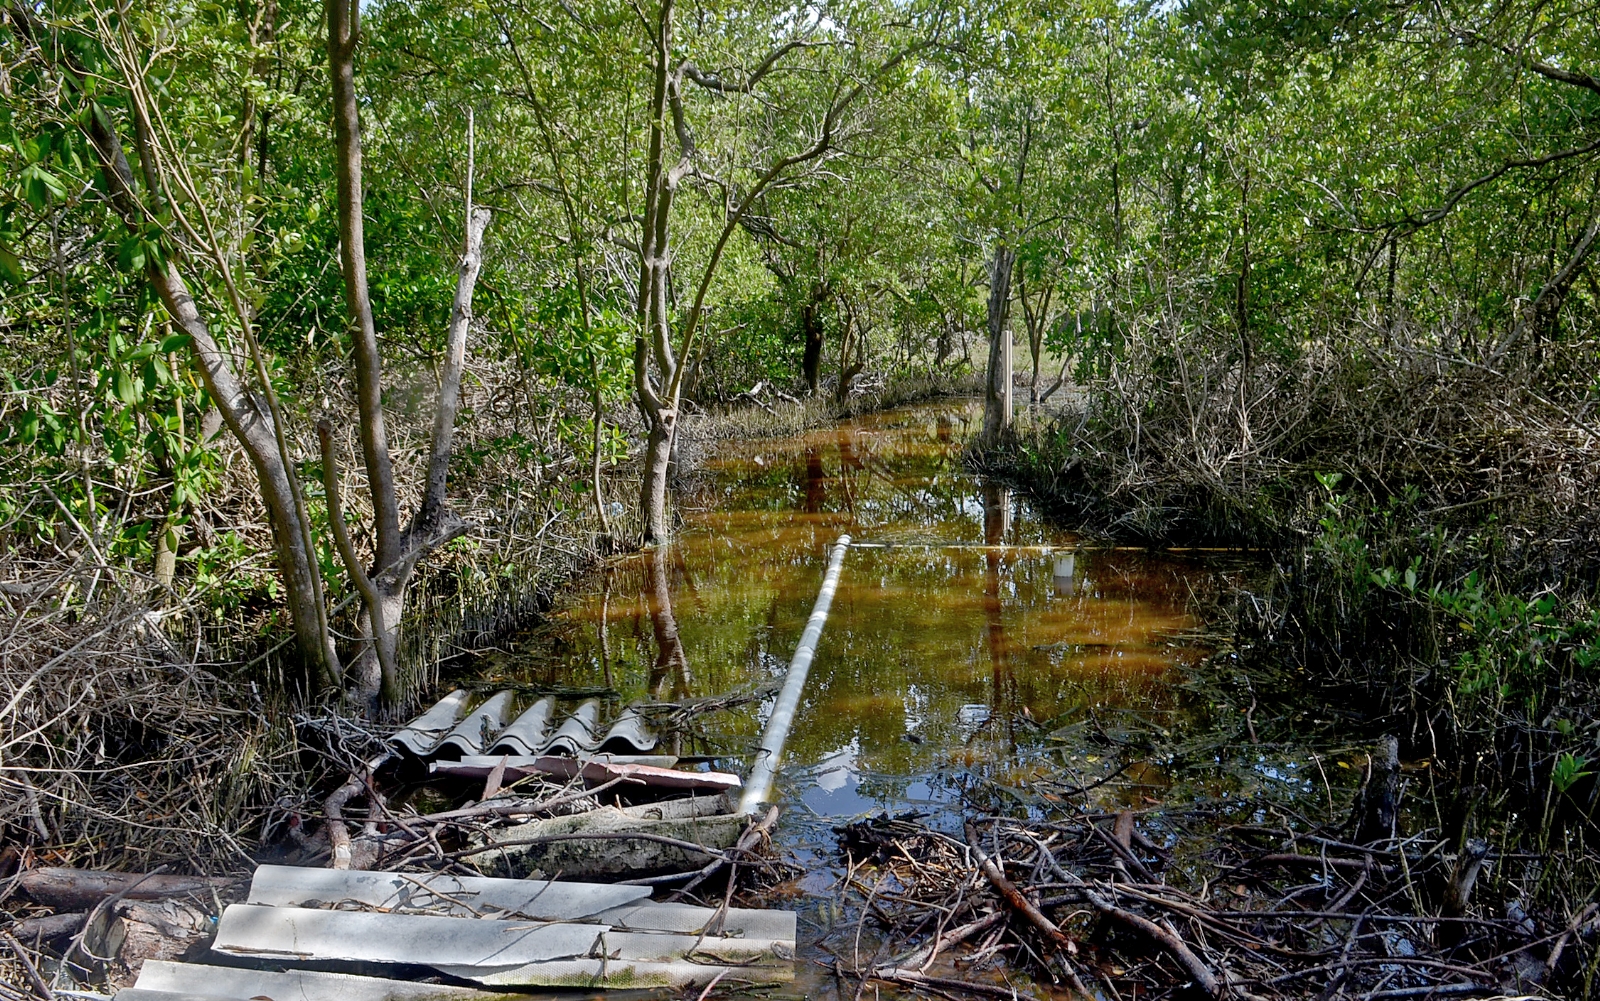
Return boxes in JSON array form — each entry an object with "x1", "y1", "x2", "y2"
[
  {"x1": 417, "y1": 206, "x2": 491, "y2": 535},
  {"x1": 666, "y1": 41, "x2": 933, "y2": 400},
  {"x1": 680, "y1": 39, "x2": 818, "y2": 93},
  {"x1": 317, "y1": 420, "x2": 391, "y2": 695},
  {"x1": 328, "y1": 0, "x2": 402, "y2": 567},
  {"x1": 1452, "y1": 26, "x2": 1600, "y2": 96}
]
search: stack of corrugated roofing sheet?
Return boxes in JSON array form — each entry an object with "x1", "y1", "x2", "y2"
[
  {"x1": 114, "y1": 865, "x2": 795, "y2": 998},
  {"x1": 390, "y1": 691, "x2": 658, "y2": 760}
]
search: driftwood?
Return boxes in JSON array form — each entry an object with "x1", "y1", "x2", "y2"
[
  {"x1": 17, "y1": 868, "x2": 240, "y2": 911},
  {"x1": 663, "y1": 803, "x2": 780, "y2": 896},
  {"x1": 91, "y1": 899, "x2": 214, "y2": 971},
  {"x1": 325, "y1": 772, "x2": 368, "y2": 870},
  {"x1": 963, "y1": 821, "x2": 1091, "y2": 996},
  {"x1": 9, "y1": 911, "x2": 87, "y2": 941},
  {"x1": 963, "y1": 821, "x2": 1076, "y2": 954}
]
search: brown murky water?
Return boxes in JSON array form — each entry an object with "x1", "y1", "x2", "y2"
[{"x1": 499, "y1": 401, "x2": 1223, "y2": 995}]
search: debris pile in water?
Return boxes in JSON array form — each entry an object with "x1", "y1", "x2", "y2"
[
  {"x1": 825, "y1": 804, "x2": 1590, "y2": 999},
  {"x1": 2, "y1": 689, "x2": 791, "y2": 997}
]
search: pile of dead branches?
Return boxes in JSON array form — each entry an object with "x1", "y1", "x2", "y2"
[
  {"x1": 975, "y1": 335, "x2": 1600, "y2": 574},
  {"x1": 0, "y1": 570, "x2": 306, "y2": 875},
  {"x1": 823, "y1": 807, "x2": 1596, "y2": 1000}
]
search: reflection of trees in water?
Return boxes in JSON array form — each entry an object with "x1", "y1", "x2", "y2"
[
  {"x1": 516, "y1": 406, "x2": 1199, "y2": 797},
  {"x1": 598, "y1": 568, "x2": 614, "y2": 688},
  {"x1": 645, "y1": 544, "x2": 692, "y2": 701},
  {"x1": 779, "y1": 417, "x2": 985, "y2": 528},
  {"x1": 801, "y1": 446, "x2": 825, "y2": 514},
  {"x1": 983, "y1": 483, "x2": 1017, "y2": 753}
]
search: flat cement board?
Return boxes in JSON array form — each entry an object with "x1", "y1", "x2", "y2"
[
  {"x1": 115, "y1": 991, "x2": 238, "y2": 1001},
  {"x1": 211, "y1": 904, "x2": 606, "y2": 966},
  {"x1": 554, "y1": 928, "x2": 789, "y2": 962},
  {"x1": 438, "y1": 956, "x2": 794, "y2": 990},
  {"x1": 135, "y1": 961, "x2": 514, "y2": 1001},
  {"x1": 588, "y1": 900, "x2": 797, "y2": 942},
  {"x1": 247, "y1": 865, "x2": 649, "y2": 918}
]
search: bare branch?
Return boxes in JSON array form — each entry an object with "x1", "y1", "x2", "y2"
[
  {"x1": 1453, "y1": 26, "x2": 1600, "y2": 96},
  {"x1": 681, "y1": 39, "x2": 819, "y2": 93},
  {"x1": 317, "y1": 421, "x2": 399, "y2": 703}
]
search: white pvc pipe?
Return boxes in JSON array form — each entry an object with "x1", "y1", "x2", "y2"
[{"x1": 739, "y1": 533, "x2": 851, "y2": 813}]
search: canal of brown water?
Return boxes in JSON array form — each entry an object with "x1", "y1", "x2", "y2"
[{"x1": 487, "y1": 401, "x2": 1307, "y2": 996}]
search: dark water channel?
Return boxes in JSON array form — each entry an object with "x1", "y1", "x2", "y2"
[{"x1": 491, "y1": 401, "x2": 1307, "y2": 997}]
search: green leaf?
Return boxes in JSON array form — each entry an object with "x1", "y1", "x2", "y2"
[
  {"x1": 0, "y1": 245, "x2": 22, "y2": 285},
  {"x1": 20, "y1": 164, "x2": 68, "y2": 209},
  {"x1": 159, "y1": 332, "x2": 193, "y2": 353},
  {"x1": 113, "y1": 369, "x2": 141, "y2": 405}
]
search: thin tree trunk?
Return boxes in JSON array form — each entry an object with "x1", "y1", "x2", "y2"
[
  {"x1": 801, "y1": 293, "x2": 826, "y2": 394},
  {"x1": 639, "y1": 410, "x2": 677, "y2": 543},
  {"x1": 983, "y1": 246, "x2": 1015, "y2": 445},
  {"x1": 66, "y1": 58, "x2": 341, "y2": 685},
  {"x1": 326, "y1": 0, "x2": 488, "y2": 707}
]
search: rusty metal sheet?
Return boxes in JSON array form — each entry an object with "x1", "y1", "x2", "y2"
[
  {"x1": 245, "y1": 865, "x2": 649, "y2": 918},
  {"x1": 430, "y1": 755, "x2": 739, "y2": 792},
  {"x1": 434, "y1": 753, "x2": 677, "y2": 775}
]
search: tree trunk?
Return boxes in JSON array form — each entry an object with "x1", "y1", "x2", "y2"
[
  {"x1": 70, "y1": 70, "x2": 341, "y2": 686},
  {"x1": 328, "y1": 0, "x2": 402, "y2": 571},
  {"x1": 801, "y1": 294, "x2": 825, "y2": 394},
  {"x1": 645, "y1": 542, "x2": 690, "y2": 699},
  {"x1": 639, "y1": 409, "x2": 677, "y2": 543},
  {"x1": 324, "y1": 0, "x2": 488, "y2": 709},
  {"x1": 982, "y1": 246, "x2": 1016, "y2": 445}
]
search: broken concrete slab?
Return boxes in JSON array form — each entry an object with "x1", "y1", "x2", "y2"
[
  {"x1": 211, "y1": 904, "x2": 607, "y2": 966},
  {"x1": 134, "y1": 960, "x2": 517, "y2": 1001},
  {"x1": 245, "y1": 865, "x2": 649, "y2": 918}
]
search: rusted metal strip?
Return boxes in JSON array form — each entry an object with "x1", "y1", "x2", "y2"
[{"x1": 430, "y1": 756, "x2": 739, "y2": 792}]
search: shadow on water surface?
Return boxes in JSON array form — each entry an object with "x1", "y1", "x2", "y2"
[{"x1": 487, "y1": 401, "x2": 1285, "y2": 996}]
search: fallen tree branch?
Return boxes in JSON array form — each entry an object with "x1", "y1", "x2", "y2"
[
  {"x1": 1020, "y1": 829, "x2": 1222, "y2": 998},
  {"x1": 16, "y1": 868, "x2": 241, "y2": 911},
  {"x1": 964, "y1": 821, "x2": 1091, "y2": 996}
]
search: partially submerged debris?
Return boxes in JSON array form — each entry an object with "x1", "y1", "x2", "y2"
[
  {"x1": 429, "y1": 754, "x2": 739, "y2": 792},
  {"x1": 823, "y1": 808, "x2": 1591, "y2": 999},
  {"x1": 466, "y1": 796, "x2": 748, "y2": 877},
  {"x1": 390, "y1": 691, "x2": 659, "y2": 760}
]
